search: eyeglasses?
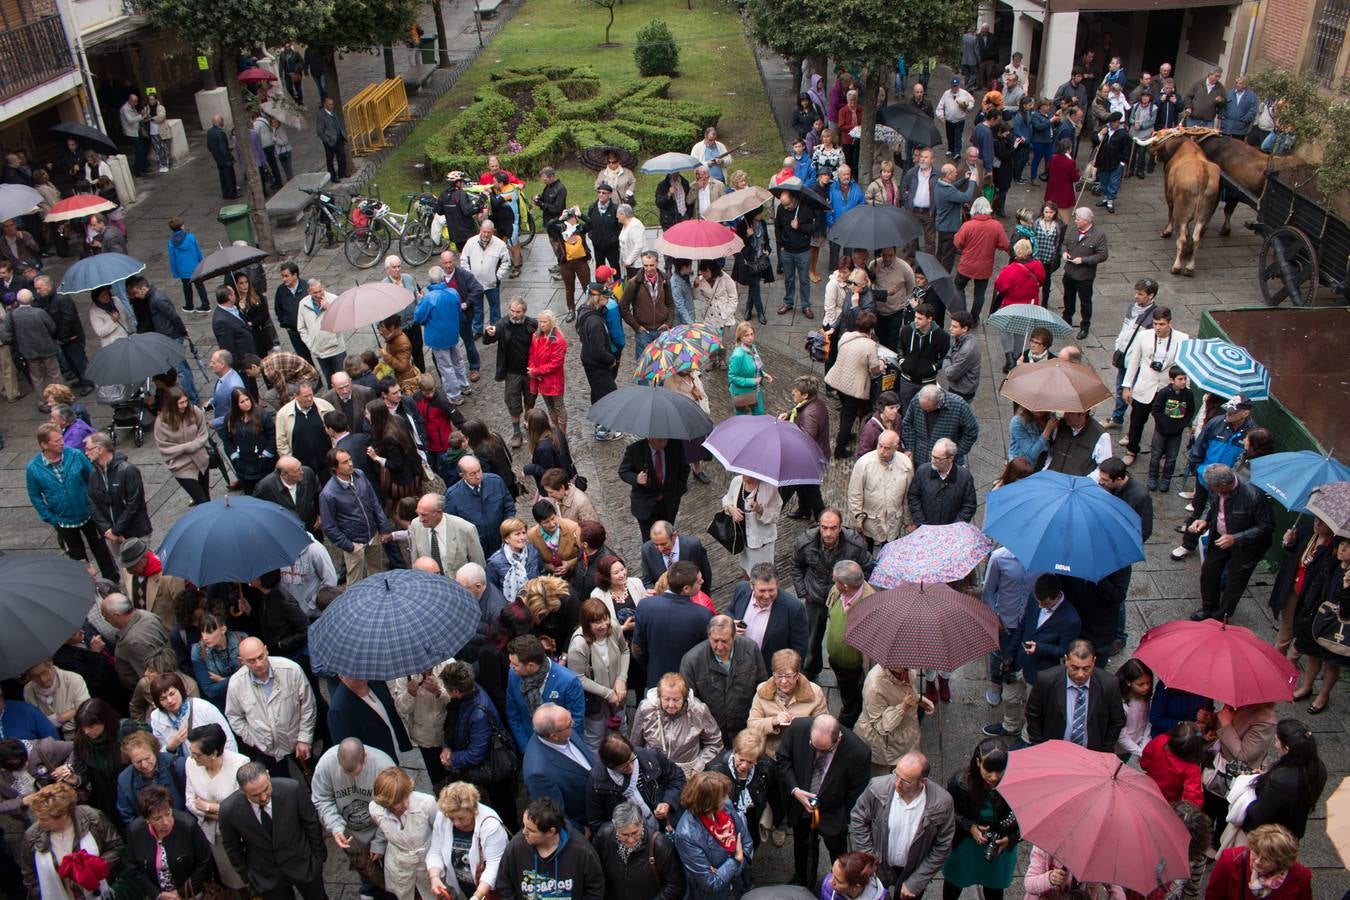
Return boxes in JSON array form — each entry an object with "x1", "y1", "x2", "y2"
[{"x1": 772, "y1": 672, "x2": 799, "y2": 681}]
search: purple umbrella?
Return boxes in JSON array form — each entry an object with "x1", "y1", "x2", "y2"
[{"x1": 704, "y1": 415, "x2": 826, "y2": 487}]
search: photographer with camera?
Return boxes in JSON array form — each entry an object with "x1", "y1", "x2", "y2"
[
  {"x1": 940, "y1": 738, "x2": 1019, "y2": 900},
  {"x1": 1120, "y1": 305, "x2": 1189, "y2": 468}
]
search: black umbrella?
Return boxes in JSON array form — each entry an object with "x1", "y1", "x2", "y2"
[
  {"x1": 772, "y1": 177, "x2": 831, "y2": 209},
  {"x1": 51, "y1": 121, "x2": 120, "y2": 156},
  {"x1": 915, "y1": 251, "x2": 964, "y2": 312},
  {"x1": 827, "y1": 203, "x2": 923, "y2": 250},
  {"x1": 85, "y1": 332, "x2": 187, "y2": 386},
  {"x1": 588, "y1": 385, "x2": 713, "y2": 439},
  {"x1": 580, "y1": 145, "x2": 637, "y2": 172},
  {"x1": 0, "y1": 555, "x2": 96, "y2": 678},
  {"x1": 877, "y1": 105, "x2": 944, "y2": 149},
  {"x1": 191, "y1": 243, "x2": 268, "y2": 283}
]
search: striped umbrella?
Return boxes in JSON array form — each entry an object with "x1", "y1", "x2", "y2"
[
  {"x1": 1175, "y1": 338, "x2": 1270, "y2": 400},
  {"x1": 988, "y1": 303, "x2": 1074, "y2": 338},
  {"x1": 44, "y1": 193, "x2": 117, "y2": 222}
]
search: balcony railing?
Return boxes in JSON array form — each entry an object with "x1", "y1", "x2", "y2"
[{"x1": 0, "y1": 16, "x2": 77, "y2": 102}]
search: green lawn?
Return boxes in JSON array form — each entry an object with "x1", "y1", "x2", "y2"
[{"x1": 371, "y1": 0, "x2": 784, "y2": 215}]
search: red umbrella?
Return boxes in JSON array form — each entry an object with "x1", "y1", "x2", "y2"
[
  {"x1": 653, "y1": 219, "x2": 744, "y2": 260},
  {"x1": 1000, "y1": 741, "x2": 1192, "y2": 895},
  {"x1": 44, "y1": 193, "x2": 117, "y2": 222},
  {"x1": 238, "y1": 67, "x2": 279, "y2": 84},
  {"x1": 1133, "y1": 618, "x2": 1298, "y2": 707},
  {"x1": 842, "y1": 583, "x2": 999, "y2": 671}
]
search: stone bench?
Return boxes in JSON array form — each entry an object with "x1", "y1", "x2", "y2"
[
  {"x1": 476, "y1": 0, "x2": 503, "y2": 17},
  {"x1": 265, "y1": 171, "x2": 332, "y2": 223},
  {"x1": 405, "y1": 64, "x2": 438, "y2": 92}
]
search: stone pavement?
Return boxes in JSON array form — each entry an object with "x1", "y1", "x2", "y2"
[{"x1": 0, "y1": 16, "x2": 1345, "y2": 899}]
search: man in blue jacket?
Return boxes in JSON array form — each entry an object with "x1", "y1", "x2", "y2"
[
  {"x1": 933, "y1": 165, "x2": 976, "y2": 273},
  {"x1": 521, "y1": 704, "x2": 598, "y2": 835},
  {"x1": 414, "y1": 265, "x2": 468, "y2": 402},
  {"x1": 318, "y1": 447, "x2": 393, "y2": 584},
  {"x1": 825, "y1": 164, "x2": 865, "y2": 275},
  {"x1": 445, "y1": 455, "x2": 515, "y2": 557},
  {"x1": 506, "y1": 635, "x2": 585, "y2": 753},
  {"x1": 983, "y1": 573, "x2": 1082, "y2": 742},
  {"x1": 28, "y1": 422, "x2": 118, "y2": 579}
]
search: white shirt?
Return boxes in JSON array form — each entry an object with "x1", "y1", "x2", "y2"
[
  {"x1": 357, "y1": 689, "x2": 400, "y2": 751},
  {"x1": 254, "y1": 799, "x2": 274, "y2": 825},
  {"x1": 886, "y1": 788, "x2": 927, "y2": 868},
  {"x1": 742, "y1": 598, "x2": 773, "y2": 648},
  {"x1": 606, "y1": 756, "x2": 655, "y2": 822},
  {"x1": 542, "y1": 737, "x2": 591, "y2": 770},
  {"x1": 619, "y1": 219, "x2": 646, "y2": 269},
  {"x1": 912, "y1": 169, "x2": 932, "y2": 209}
]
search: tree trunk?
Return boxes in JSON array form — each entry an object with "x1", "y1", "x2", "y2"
[
  {"x1": 605, "y1": 6, "x2": 614, "y2": 44},
  {"x1": 383, "y1": 46, "x2": 396, "y2": 79},
  {"x1": 221, "y1": 52, "x2": 276, "y2": 254},
  {"x1": 431, "y1": 0, "x2": 450, "y2": 67},
  {"x1": 858, "y1": 71, "x2": 879, "y2": 187},
  {"x1": 323, "y1": 49, "x2": 346, "y2": 131}
]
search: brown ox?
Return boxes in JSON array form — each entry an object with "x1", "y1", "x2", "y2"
[
  {"x1": 1145, "y1": 130, "x2": 1220, "y2": 276},
  {"x1": 1192, "y1": 132, "x2": 1272, "y2": 235}
]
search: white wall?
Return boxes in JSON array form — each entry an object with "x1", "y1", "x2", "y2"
[{"x1": 69, "y1": 0, "x2": 133, "y2": 35}]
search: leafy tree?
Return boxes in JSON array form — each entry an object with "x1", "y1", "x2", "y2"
[
  {"x1": 581, "y1": 0, "x2": 621, "y2": 46},
  {"x1": 134, "y1": 0, "x2": 334, "y2": 251},
  {"x1": 311, "y1": 0, "x2": 422, "y2": 115},
  {"x1": 635, "y1": 19, "x2": 679, "y2": 76},
  {"x1": 747, "y1": 0, "x2": 975, "y2": 180}
]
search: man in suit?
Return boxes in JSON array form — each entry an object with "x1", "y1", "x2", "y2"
[
  {"x1": 455, "y1": 562, "x2": 508, "y2": 665},
  {"x1": 776, "y1": 714, "x2": 871, "y2": 886},
  {"x1": 410, "y1": 492, "x2": 485, "y2": 576},
  {"x1": 522, "y1": 703, "x2": 598, "y2": 833},
  {"x1": 984, "y1": 573, "x2": 1082, "y2": 740},
  {"x1": 316, "y1": 96, "x2": 348, "y2": 182},
  {"x1": 849, "y1": 751, "x2": 956, "y2": 898},
  {"x1": 254, "y1": 456, "x2": 321, "y2": 536},
  {"x1": 320, "y1": 371, "x2": 374, "y2": 435},
  {"x1": 276, "y1": 384, "x2": 335, "y2": 482},
  {"x1": 640, "y1": 520, "x2": 713, "y2": 591},
  {"x1": 1187, "y1": 462, "x2": 1274, "y2": 622},
  {"x1": 205, "y1": 114, "x2": 237, "y2": 199},
  {"x1": 326, "y1": 675, "x2": 412, "y2": 761},
  {"x1": 632, "y1": 560, "x2": 712, "y2": 691},
  {"x1": 445, "y1": 455, "x2": 516, "y2": 557},
  {"x1": 212, "y1": 283, "x2": 258, "y2": 361},
  {"x1": 618, "y1": 437, "x2": 689, "y2": 543},
  {"x1": 219, "y1": 762, "x2": 328, "y2": 899},
  {"x1": 728, "y1": 562, "x2": 809, "y2": 671},
  {"x1": 505, "y1": 634, "x2": 585, "y2": 751},
  {"x1": 1025, "y1": 639, "x2": 1125, "y2": 752}
]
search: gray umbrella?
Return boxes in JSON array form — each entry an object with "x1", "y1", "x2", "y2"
[
  {"x1": 587, "y1": 385, "x2": 713, "y2": 439},
  {"x1": 191, "y1": 243, "x2": 268, "y2": 283},
  {"x1": 0, "y1": 184, "x2": 43, "y2": 221},
  {"x1": 0, "y1": 555, "x2": 96, "y2": 678}
]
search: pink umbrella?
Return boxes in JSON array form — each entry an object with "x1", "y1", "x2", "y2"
[
  {"x1": 238, "y1": 67, "x2": 279, "y2": 84},
  {"x1": 999, "y1": 741, "x2": 1192, "y2": 895},
  {"x1": 653, "y1": 219, "x2": 744, "y2": 260},
  {"x1": 320, "y1": 282, "x2": 415, "y2": 333},
  {"x1": 44, "y1": 193, "x2": 117, "y2": 222},
  {"x1": 1133, "y1": 618, "x2": 1298, "y2": 707}
]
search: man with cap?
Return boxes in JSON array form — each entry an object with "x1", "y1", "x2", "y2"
[
  {"x1": 120, "y1": 537, "x2": 185, "y2": 621},
  {"x1": 937, "y1": 79, "x2": 975, "y2": 158},
  {"x1": 586, "y1": 183, "x2": 622, "y2": 272},
  {"x1": 1093, "y1": 110, "x2": 1132, "y2": 214},
  {"x1": 437, "y1": 171, "x2": 481, "y2": 252},
  {"x1": 576, "y1": 283, "x2": 621, "y2": 441}
]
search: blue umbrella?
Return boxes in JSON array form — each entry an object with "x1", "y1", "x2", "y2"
[
  {"x1": 308, "y1": 570, "x2": 480, "y2": 679},
  {"x1": 983, "y1": 470, "x2": 1145, "y2": 581},
  {"x1": 58, "y1": 252, "x2": 145, "y2": 294},
  {"x1": 1175, "y1": 338, "x2": 1270, "y2": 401},
  {"x1": 1249, "y1": 451, "x2": 1350, "y2": 513},
  {"x1": 157, "y1": 495, "x2": 312, "y2": 585}
]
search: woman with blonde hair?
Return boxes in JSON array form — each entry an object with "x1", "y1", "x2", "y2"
[
  {"x1": 522, "y1": 574, "x2": 580, "y2": 655},
  {"x1": 526, "y1": 309, "x2": 568, "y2": 430},
  {"x1": 567, "y1": 596, "x2": 631, "y2": 749},
  {"x1": 631, "y1": 672, "x2": 723, "y2": 778},
  {"x1": 368, "y1": 767, "x2": 438, "y2": 899},
  {"x1": 21, "y1": 781, "x2": 124, "y2": 899},
  {"x1": 427, "y1": 781, "x2": 509, "y2": 900},
  {"x1": 154, "y1": 385, "x2": 211, "y2": 505},
  {"x1": 1206, "y1": 824, "x2": 1312, "y2": 899},
  {"x1": 727, "y1": 320, "x2": 772, "y2": 416},
  {"x1": 746, "y1": 650, "x2": 826, "y2": 760}
]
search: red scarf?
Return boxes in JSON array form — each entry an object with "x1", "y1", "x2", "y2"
[{"x1": 700, "y1": 809, "x2": 736, "y2": 852}]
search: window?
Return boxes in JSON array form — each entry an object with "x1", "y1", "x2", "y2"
[{"x1": 1311, "y1": 0, "x2": 1350, "y2": 87}]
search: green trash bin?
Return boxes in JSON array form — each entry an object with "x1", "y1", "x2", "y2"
[
  {"x1": 419, "y1": 35, "x2": 439, "y2": 64},
  {"x1": 217, "y1": 204, "x2": 255, "y2": 245}
]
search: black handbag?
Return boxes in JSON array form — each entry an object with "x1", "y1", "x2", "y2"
[
  {"x1": 755, "y1": 249, "x2": 775, "y2": 283},
  {"x1": 465, "y1": 703, "x2": 517, "y2": 785},
  {"x1": 707, "y1": 510, "x2": 747, "y2": 555},
  {"x1": 732, "y1": 252, "x2": 756, "y2": 286}
]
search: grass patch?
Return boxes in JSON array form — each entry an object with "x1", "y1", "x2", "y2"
[{"x1": 370, "y1": 0, "x2": 783, "y2": 220}]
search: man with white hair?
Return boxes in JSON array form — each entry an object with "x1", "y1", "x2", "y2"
[
  {"x1": 1060, "y1": 207, "x2": 1109, "y2": 340},
  {"x1": 688, "y1": 165, "x2": 726, "y2": 220},
  {"x1": 382, "y1": 254, "x2": 425, "y2": 372},
  {"x1": 907, "y1": 437, "x2": 976, "y2": 528},
  {"x1": 310, "y1": 738, "x2": 395, "y2": 896},
  {"x1": 456, "y1": 561, "x2": 508, "y2": 663},
  {"x1": 7, "y1": 288, "x2": 60, "y2": 402},
  {"x1": 415, "y1": 264, "x2": 469, "y2": 402},
  {"x1": 901, "y1": 384, "x2": 979, "y2": 465},
  {"x1": 297, "y1": 277, "x2": 348, "y2": 385},
  {"x1": 617, "y1": 204, "x2": 646, "y2": 282},
  {"x1": 319, "y1": 369, "x2": 375, "y2": 435},
  {"x1": 461, "y1": 220, "x2": 510, "y2": 331},
  {"x1": 207, "y1": 350, "x2": 245, "y2": 428},
  {"x1": 409, "y1": 492, "x2": 485, "y2": 575},
  {"x1": 98, "y1": 592, "x2": 170, "y2": 690}
]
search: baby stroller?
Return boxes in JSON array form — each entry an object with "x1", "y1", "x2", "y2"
[{"x1": 96, "y1": 378, "x2": 151, "y2": 447}]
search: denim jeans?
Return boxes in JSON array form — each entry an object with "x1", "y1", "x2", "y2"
[
  {"x1": 781, "y1": 250, "x2": 811, "y2": 310},
  {"x1": 633, "y1": 329, "x2": 661, "y2": 360},
  {"x1": 473, "y1": 287, "x2": 501, "y2": 335},
  {"x1": 462, "y1": 329, "x2": 480, "y2": 372},
  {"x1": 1100, "y1": 164, "x2": 1123, "y2": 201},
  {"x1": 57, "y1": 338, "x2": 89, "y2": 385},
  {"x1": 1029, "y1": 142, "x2": 1052, "y2": 181},
  {"x1": 1110, "y1": 366, "x2": 1127, "y2": 423},
  {"x1": 174, "y1": 345, "x2": 199, "y2": 404}
]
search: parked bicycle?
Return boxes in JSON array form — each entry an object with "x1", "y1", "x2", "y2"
[
  {"x1": 300, "y1": 187, "x2": 354, "y2": 256},
  {"x1": 343, "y1": 184, "x2": 441, "y2": 269}
]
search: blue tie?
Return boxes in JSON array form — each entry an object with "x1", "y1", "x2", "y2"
[{"x1": 1069, "y1": 685, "x2": 1088, "y2": 746}]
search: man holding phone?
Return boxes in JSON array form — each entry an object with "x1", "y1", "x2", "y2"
[{"x1": 983, "y1": 573, "x2": 1082, "y2": 741}]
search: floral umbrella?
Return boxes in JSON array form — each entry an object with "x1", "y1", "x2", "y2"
[{"x1": 870, "y1": 523, "x2": 997, "y2": 587}]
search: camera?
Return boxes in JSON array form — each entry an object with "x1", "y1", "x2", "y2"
[
  {"x1": 1149, "y1": 360, "x2": 1165, "y2": 372},
  {"x1": 983, "y1": 811, "x2": 1019, "y2": 861}
]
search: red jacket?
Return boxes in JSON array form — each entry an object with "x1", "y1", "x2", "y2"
[
  {"x1": 1045, "y1": 153, "x2": 1081, "y2": 210},
  {"x1": 993, "y1": 258, "x2": 1047, "y2": 305},
  {"x1": 953, "y1": 214, "x2": 1010, "y2": 279},
  {"x1": 415, "y1": 391, "x2": 457, "y2": 453},
  {"x1": 527, "y1": 329, "x2": 567, "y2": 397},
  {"x1": 1204, "y1": 849, "x2": 1311, "y2": 900},
  {"x1": 1139, "y1": 733, "x2": 1203, "y2": 806}
]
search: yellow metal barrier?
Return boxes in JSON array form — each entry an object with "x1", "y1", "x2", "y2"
[{"x1": 344, "y1": 77, "x2": 413, "y2": 156}]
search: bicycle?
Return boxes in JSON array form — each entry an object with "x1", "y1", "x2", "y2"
[
  {"x1": 342, "y1": 187, "x2": 441, "y2": 269},
  {"x1": 299, "y1": 187, "x2": 353, "y2": 257}
]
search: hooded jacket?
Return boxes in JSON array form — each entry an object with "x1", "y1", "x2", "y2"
[
  {"x1": 498, "y1": 828, "x2": 606, "y2": 900},
  {"x1": 413, "y1": 281, "x2": 463, "y2": 350},
  {"x1": 576, "y1": 304, "x2": 616, "y2": 369},
  {"x1": 166, "y1": 229, "x2": 204, "y2": 280},
  {"x1": 896, "y1": 322, "x2": 951, "y2": 384},
  {"x1": 27, "y1": 446, "x2": 96, "y2": 527}
]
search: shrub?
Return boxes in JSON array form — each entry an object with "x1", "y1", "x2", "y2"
[{"x1": 634, "y1": 19, "x2": 679, "y2": 76}]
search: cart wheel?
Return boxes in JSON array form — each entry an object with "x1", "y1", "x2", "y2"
[
  {"x1": 1259, "y1": 226, "x2": 1319, "y2": 307},
  {"x1": 133, "y1": 430, "x2": 143, "y2": 448}
]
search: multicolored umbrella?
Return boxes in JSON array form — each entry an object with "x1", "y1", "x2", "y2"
[
  {"x1": 1308, "y1": 481, "x2": 1350, "y2": 537},
  {"x1": 633, "y1": 323, "x2": 723, "y2": 383},
  {"x1": 1133, "y1": 618, "x2": 1298, "y2": 707},
  {"x1": 1249, "y1": 451, "x2": 1350, "y2": 513},
  {"x1": 653, "y1": 219, "x2": 744, "y2": 260},
  {"x1": 704, "y1": 415, "x2": 827, "y2": 486},
  {"x1": 870, "y1": 523, "x2": 996, "y2": 587},
  {"x1": 44, "y1": 194, "x2": 117, "y2": 223},
  {"x1": 842, "y1": 582, "x2": 1000, "y2": 671},
  {"x1": 1175, "y1": 338, "x2": 1270, "y2": 400},
  {"x1": 988, "y1": 303, "x2": 1074, "y2": 338}
]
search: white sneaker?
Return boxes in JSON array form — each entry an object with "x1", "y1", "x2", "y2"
[
  {"x1": 1118, "y1": 436, "x2": 1131, "y2": 446},
  {"x1": 1171, "y1": 546, "x2": 1191, "y2": 560},
  {"x1": 1100, "y1": 419, "x2": 1121, "y2": 429},
  {"x1": 158, "y1": 166, "x2": 169, "y2": 174},
  {"x1": 1184, "y1": 503, "x2": 1194, "y2": 513}
]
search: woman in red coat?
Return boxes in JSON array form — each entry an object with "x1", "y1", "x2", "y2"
[
  {"x1": 991, "y1": 238, "x2": 1047, "y2": 370},
  {"x1": 1205, "y1": 825, "x2": 1312, "y2": 900},
  {"x1": 526, "y1": 308, "x2": 568, "y2": 431},
  {"x1": 1044, "y1": 138, "x2": 1082, "y2": 223},
  {"x1": 1139, "y1": 722, "x2": 1204, "y2": 806},
  {"x1": 951, "y1": 196, "x2": 1010, "y2": 325}
]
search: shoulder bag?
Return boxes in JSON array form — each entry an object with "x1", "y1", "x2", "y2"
[
  {"x1": 1112, "y1": 320, "x2": 1144, "y2": 370},
  {"x1": 708, "y1": 510, "x2": 747, "y2": 555},
  {"x1": 473, "y1": 816, "x2": 505, "y2": 900},
  {"x1": 1312, "y1": 599, "x2": 1350, "y2": 657},
  {"x1": 465, "y1": 703, "x2": 517, "y2": 786}
]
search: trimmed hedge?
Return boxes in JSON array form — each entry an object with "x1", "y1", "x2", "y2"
[{"x1": 424, "y1": 65, "x2": 719, "y2": 180}]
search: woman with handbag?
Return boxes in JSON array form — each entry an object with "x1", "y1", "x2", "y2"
[
  {"x1": 727, "y1": 321, "x2": 772, "y2": 416},
  {"x1": 824, "y1": 310, "x2": 882, "y2": 459},
  {"x1": 377, "y1": 315, "x2": 422, "y2": 396},
  {"x1": 21, "y1": 782, "x2": 125, "y2": 900},
  {"x1": 1238, "y1": 719, "x2": 1327, "y2": 842},
  {"x1": 734, "y1": 209, "x2": 772, "y2": 326},
  {"x1": 567, "y1": 597, "x2": 631, "y2": 750},
  {"x1": 1291, "y1": 536, "x2": 1350, "y2": 714},
  {"x1": 438, "y1": 661, "x2": 519, "y2": 829},
  {"x1": 941, "y1": 739, "x2": 1019, "y2": 900},
  {"x1": 368, "y1": 767, "x2": 437, "y2": 900},
  {"x1": 124, "y1": 784, "x2": 217, "y2": 899},
  {"x1": 183, "y1": 723, "x2": 249, "y2": 897},
  {"x1": 672, "y1": 771, "x2": 753, "y2": 900},
  {"x1": 427, "y1": 781, "x2": 509, "y2": 900},
  {"x1": 991, "y1": 239, "x2": 1047, "y2": 372},
  {"x1": 720, "y1": 473, "x2": 782, "y2": 577},
  {"x1": 1202, "y1": 700, "x2": 1277, "y2": 851}
]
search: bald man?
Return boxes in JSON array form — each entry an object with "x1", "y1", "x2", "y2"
[
  {"x1": 408, "y1": 492, "x2": 485, "y2": 575},
  {"x1": 851, "y1": 751, "x2": 956, "y2": 897},
  {"x1": 253, "y1": 456, "x2": 321, "y2": 534},
  {"x1": 310, "y1": 736, "x2": 396, "y2": 889},
  {"x1": 776, "y1": 714, "x2": 872, "y2": 885},
  {"x1": 225, "y1": 636, "x2": 318, "y2": 777}
]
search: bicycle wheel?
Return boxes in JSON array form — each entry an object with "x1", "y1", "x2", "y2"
[
  {"x1": 302, "y1": 207, "x2": 319, "y2": 256},
  {"x1": 517, "y1": 208, "x2": 537, "y2": 248},
  {"x1": 344, "y1": 220, "x2": 392, "y2": 269},
  {"x1": 399, "y1": 221, "x2": 435, "y2": 266}
]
